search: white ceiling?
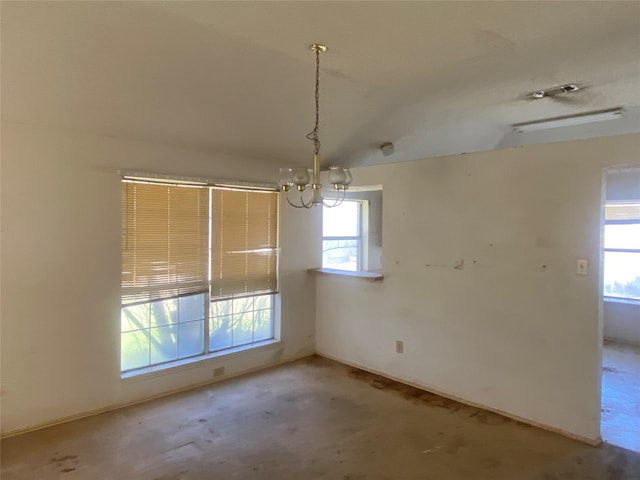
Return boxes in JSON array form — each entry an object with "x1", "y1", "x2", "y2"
[{"x1": 3, "y1": 1, "x2": 640, "y2": 169}]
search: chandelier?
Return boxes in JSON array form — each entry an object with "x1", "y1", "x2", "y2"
[{"x1": 279, "y1": 43, "x2": 352, "y2": 208}]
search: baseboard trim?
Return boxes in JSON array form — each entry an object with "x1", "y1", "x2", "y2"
[
  {"x1": 1, "y1": 353, "x2": 314, "y2": 440},
  {"x1": 2, "y1": 351, "x2": 602, "y2": 446},
  {"x1": 317, "y1": 352, "x2": 602, "y2": 447}
]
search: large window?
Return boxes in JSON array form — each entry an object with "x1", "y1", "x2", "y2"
[
  {"x1": 603, "y1": 202, "x2": 640, "y2": 301},
  {"x1": 322, "y1": 200, "x2": 363, "y2": 271},
  {"x1": 121, "y1": 179, "x2": 278, "y2": 373}
]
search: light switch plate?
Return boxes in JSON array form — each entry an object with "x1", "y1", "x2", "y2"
[{"x1": 577, "y1": 259, "x2": 588, "y2": 275}]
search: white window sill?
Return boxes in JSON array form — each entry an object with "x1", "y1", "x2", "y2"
[
  {"x1": 307, "y1": 267, "x2": 384, "y2": 281},
  {"x1": 121, "y1": 339, "x2": 281, "y2": 382},
  {"x1": 604, "y1": 296, "x2": 640, "y2": 306}
]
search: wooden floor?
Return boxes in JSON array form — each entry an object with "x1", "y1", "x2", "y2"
[
  {"x1": 2, "y1": 356, "x2": 639, "y2": 479},
  {"x1": 602, "y1": 340, "x2": 640, "y2": 452}
]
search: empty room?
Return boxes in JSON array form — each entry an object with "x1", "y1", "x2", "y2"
[{"x1": 1, "y1": 2, "x2": 639, "y2": 479}]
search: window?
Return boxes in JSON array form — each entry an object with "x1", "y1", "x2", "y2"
[
  {"x1": 603, "y1": 202, "x2": 640, "y2": 301},
  {"x1": 121, "y1": 179, "x2": 278, "y2": 373},
  {"x1": 322, "y1": 200, "x2": 363, "y2": 271}
]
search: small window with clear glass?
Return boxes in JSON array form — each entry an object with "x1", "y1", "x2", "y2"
[
  {"x1": 322, "y1": 200, "x2": 362, "y2": 271},
  {"x1": 603, "y1": 202, "x2": 640, "y2": 301}
]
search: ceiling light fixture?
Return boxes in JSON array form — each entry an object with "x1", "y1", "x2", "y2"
[
  {"x1": 512, "y1": 108, "x2": 623, "y2": 132},
  {"x1": 530, "y1": 84, "x2": 580, "y2": 99},
  {"x1": 278, "y1": 44, "x2": 351, "y2": 208}
]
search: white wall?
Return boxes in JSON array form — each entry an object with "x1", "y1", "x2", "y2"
[
  {"x1": 604, "y1": 301, "x2": 640, "y2": 346},
  {"x1": 0, "y1": 122, "x2": 319, "y2": 435},
  {"x1": 316, "y1": 133, "x2": 640, "y2": 443}
]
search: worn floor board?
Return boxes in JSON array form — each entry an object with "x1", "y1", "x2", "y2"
[{"x1": 602, "y1": 341, "x2": 640, "y2": 452}]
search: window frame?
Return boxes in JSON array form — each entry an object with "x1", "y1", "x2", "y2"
[
  {"x1": 322, "y1": 199, "x2": 366, "y2": 272},
  {"x1": 120, "y1": 176, "x2": 279, "y2": 375},
  {"x1": 603, "y1": 201, "x2": 640, "y2": 302},
  {"x1": 120, "y1": 292, "x2": 277, "y2": 374}
]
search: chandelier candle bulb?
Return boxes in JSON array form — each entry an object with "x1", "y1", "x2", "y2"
[
  {"x1": 292, "y1": 168, "x2": 310, "y2": 189},
  {"x1": 329, "y1": 166, "x2": 347, "y2": 187},
  {"x1": 278, "y1": 168, "x2": 293, "y2": 191},
  {"x1": 343, "y1": 169, "x2": 352, "y2": 187}
]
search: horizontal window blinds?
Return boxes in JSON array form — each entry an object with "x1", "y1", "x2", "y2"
[
  {"x1": 121, "y1": 181, "x2": 209, "y2": 305},
  {"x1": 211, "y1": 188, "x2": 279, "y2": 299},
  {"x1": 605, "y1": 168, "x2": 640, "y2": 202},
  {"x1": 606, "y1": 203, "x2": 640, "y2": 221}
]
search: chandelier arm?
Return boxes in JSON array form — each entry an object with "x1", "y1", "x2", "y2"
[
  {"x1": 285, "y1": 191, "x2": 307, "y2": 209},
  {"x1": 322, "y1": 188, "x2": 346, "y2": 208},
  {"x1": 300, "y1": 191, "x2": 316, "y2": 209},
  {"x1": 286, "y1": 189, "x2": 316, "y2": 209}
]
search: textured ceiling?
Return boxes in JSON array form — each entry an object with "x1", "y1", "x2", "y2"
[{"x1": 2, "y1": 1, "x2": 640, "y2": 169}]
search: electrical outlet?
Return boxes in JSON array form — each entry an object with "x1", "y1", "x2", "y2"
[
  {"x1": 213, "y1": 366, "x2": 225, "y2": 377},
  {"x1": 395, "y1": 340, "x2": 404, "y2": 354}
]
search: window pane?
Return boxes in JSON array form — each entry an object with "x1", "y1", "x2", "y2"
[
  {"x1": 179, "y1": 293, "x2": 205, "y2": 322},
  {"x1": 254, "y1": 294, "x2": 272, "y2": 311},
  {"x1": 121, "y1": 330, "x2": 150, "y2": 371},
  {"x1": 121, "y1": 303, "x2": 150, "y2": 332},
  {"x1": 254, "y1": 309, "x2": 273, "y2": 342},
  {"x1": 232, "y1": 312, "x2": 254, "y2": 346},
  {"x1": 232, "y1": 296, "x2": 254, "y2": 315},
  {"x1": 604, "y1": 224, "x2": 640, "y2": 250},
  {"x1": 150, "y1": 298, "x2": 177, "y2": 327},
  {"x1": 149, "y1": 324, "x2": 178, "y2": 364},
  {"x1": 322, "y1": 239, "x2": 360, "y2": 271},
  {"x1": 210, "y1": 315, "x2": 232, "y2": 351},
  {"x1": 323, "y1": 201, "x2": 359, "y2": 237},
  {"x1": 211, "y1": 299, "x2": 232, "y2": 317},
  {"x1": 178, "y1": 320, "x2": 204, "y2": 358},
  {"x1": 604, "y1": 251, "x2": 640, "y2": 300}
]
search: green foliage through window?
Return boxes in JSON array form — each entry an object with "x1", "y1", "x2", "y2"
[{"x1": 121, "y1": 293, "x2": 274, "y2": 372}]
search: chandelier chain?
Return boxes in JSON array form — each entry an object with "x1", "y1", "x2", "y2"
[{"x1": 305, "y1": 47, "x2": 321, "y2": 156}]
